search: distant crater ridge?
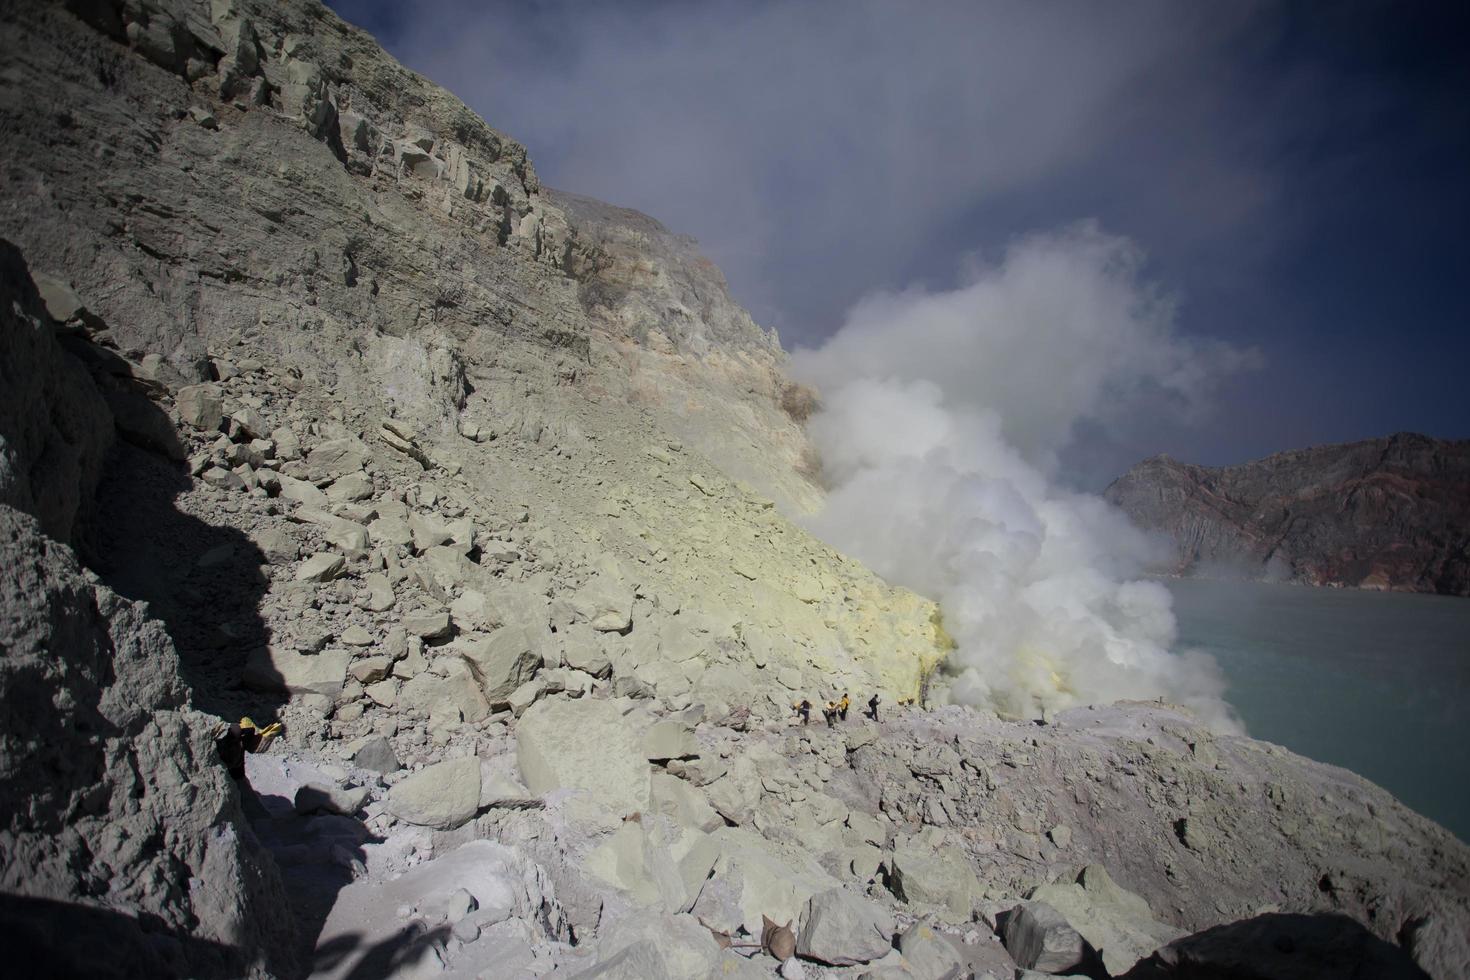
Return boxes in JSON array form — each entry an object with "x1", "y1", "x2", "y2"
[{"x1": 1104, "y1": 432, "x2": 1470, "y2": 596}]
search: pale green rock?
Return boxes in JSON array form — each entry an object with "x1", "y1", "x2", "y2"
[
  {"x1": 516, "y1": 697, "x2": 651, "y2": 817},
  {"x1": 897, "y1": 922, "x2": 967, "y2": 980},
  {"x1": 688, "y1": 826, "x2": 839, "y2": 936},
  {"x1": 643, "y1": 720, "x2": 699, "y2": 761},
  {"x1": 386, "y1": 757, "x2": 481, "y2": 829},
  {"x1": 1026, "y1": 865, "x2": 1184, "y2": 976},
  {"x1": 241, "y1": 645, "x2": 350, "y2": 698},
  {"x1": 295, "y1": 552, "x2": 346, "y2": 582},
  {"x1": 403, "y1": 609, "x2": 452, "y2": 640},
  {"x1": 797, "y1": 886, "x2": 896, "y2": 966},
  {"x1": 326, "y1": 470, "x2": 373, "y2": 502},
  {"x1": 348, "y1": 656, "x2": 391, "y2": 684},
  {"x1": 650, "y1": 772, "x2": 723, "y2": 833},
  {"x1": 890, "y1": 836, "x2": 981, "y2": 923},
  {"x1": 458, "y1": 626, "x2": 542, "y2": 705},
  {"x1": 368, "y1": 515, "x2": 413, "y2": 550},
  {"x1": 399, "y1": 661, "x2": 488, "y2": 722}
]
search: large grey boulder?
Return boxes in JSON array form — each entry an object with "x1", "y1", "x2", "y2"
[
  {"x1": 890, "y1": 836, "x2": 981, "y2": 923},
  {"x1": 0, "y1": 244, "x2": 112, "y2": 543},
  {"x1": 516, "y1": 697, "x2": 651, "y2": 818},
  {"x1": 175, "y1": 383, "x2": 224, "y2": 431},
  {"x1": 241, "y1": 645, "x2": 350, "y2": 698},
  {"x1": 688, "y1": 827, "x2": 840, "y2": 936},
  {"x1": 591, "y1": 913, "x2": 723, "y2": 979},
  {"x1": 352, "y1": 735, "x2": 401, "y2": 774},
  {"x1": 1027, "y1": 865, "x2": 1185, "y2": 976},
  {"x1": 563, "y1": 571, "x2": 634, "y2": 632},
  {"x1": 1003, "y1": 901, "x2": 1089, "y2": 975},
  {"x1": 300, "y1": 437, "x2": 369, "y2": 483},
  {"x1": 797, "y1": 887, "x2": 896, "y2": 965},
  {"x1": 386, "y1": 757, "x2": 481, "y2": 829},
  {"x1": 896, "y1": 922, "x2": 967, "y2": 980},
  {"x1": 295, "y1": 552, "x2": 346, "y2": 583},
  {"x1": 643, "y1": 719, "x2": 699, "y2": 761},
  {"x1": 398, "y1": 658, "x2": 491, "y2": 724},
  {"x1": 458, "y1": 626, "x2": 542, "y2": 705},
  {"x1": 649, "y1": 772, "x2": 723, "y2": 833},
  {"x1": 277, "y1": 474, "x2": 330, "y2": 510},
  {"x1": 403, "y1": 608, "x2": 453, "y2": 640}
]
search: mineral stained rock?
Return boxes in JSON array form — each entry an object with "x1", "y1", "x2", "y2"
[{"x1": 1105, "y1": 434, "x2": 1470, "y2": 594}]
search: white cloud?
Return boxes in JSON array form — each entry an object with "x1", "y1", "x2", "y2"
[{"x1": 791, "y1": 226, "x2": 1251, "y2": 730}]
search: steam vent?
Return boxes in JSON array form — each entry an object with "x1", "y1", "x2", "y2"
[{"x1": 0, "y1": 1, "x2": 1465, "y2": 978}]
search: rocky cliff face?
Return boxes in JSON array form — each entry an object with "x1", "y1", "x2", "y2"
[
  {"x1": 1105, "y1": 434, "x2": 1470, "y2": 595},
  {"x1": 1, "y1": 2, "x2": 1467, "y2": 978},
  {"x1": 0, "y1": 241, "x2": 295, "y2": 977}
]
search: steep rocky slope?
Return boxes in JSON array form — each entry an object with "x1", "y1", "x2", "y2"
[
  {"x1": 1, "y1": 2, "x2": 1467, "y2": 979},
  {"x1": 1105, "y1": 434, "x2": 1470, "y2": 595}
]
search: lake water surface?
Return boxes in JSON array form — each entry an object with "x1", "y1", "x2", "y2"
[{"x1": 1166, "y1": 579, "x2": 1470, "y2": 843}]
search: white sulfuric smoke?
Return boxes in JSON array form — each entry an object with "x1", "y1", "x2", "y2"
[{"x1": 791, "y1": 223, "x2": 1252, "y2": 732}]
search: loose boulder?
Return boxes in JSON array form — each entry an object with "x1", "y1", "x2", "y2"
[
  {"x1": 403, "y1": 608, "x2": 453, "y2": 640},
  {"x1": 897, "y1": 922, "x2": 967, "y2": 980},
  {"x1": 516, "y1": 697, "x2": 651, "y2": 818},
  {"x1": 176, "y1": 383, "x2": 223, "y2": 430},
  {"x1": 890, "y1": 836, "x2": 981, "y2": 923},
  {"x1": 300, "y1": 437, "x2": 369, "y2": 483},
  {"x1": 458, "y1": 627, "x2": 542, "y2": 705},
  {"x1": 1027, "y1": 865, "x2": 1184, "y2": 976},
  {"x1": 294, "y1": 782, "x2": 370, "y2": 817},
  {"x1": 643, "y1": 719, "x2": 699, "y2": 762},
  {"x1": 295, "y1": 552, "x2": 346, "y2": 583},
  {"x1": 241, "y1": 646, "x2": 350, "y2": 698},
  {"x1": 797, "y1": 887, "x2": 896, "y2": 966},
  {"x1": 1003, "y1": 900, "x2": 1089, "y2": 975},
  {"x1": 352, "y1": 735, "x2": 401, "y2": 774},
  {"x1": 386, "y1": 757, "x2": 481, "y2": 829}
]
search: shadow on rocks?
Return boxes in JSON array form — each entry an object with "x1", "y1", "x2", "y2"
[
  {"x1": 0, "y1": 892, "x2": 242, "y2": 980},
  {"x1": 77, "y1": 390, "x2": 283, "y2": 725},
  {"x1": 241, "y1": 785, "x2": 385, "y2": 975},
  {"x1": 1119, "y1": 911, "x2": 1430, "y2": 980},
  {"x1": 313, "y1": 924, "x2": 454, "y2": 980}
]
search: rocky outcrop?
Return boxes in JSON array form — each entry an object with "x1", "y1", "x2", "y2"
[
  {"x1": 0, "y1": 242, "x2": 113, "y2": 542},
  {"x1": 0, "y1": 244, "x2": 294, "y2": 977},
  {"x1": 1104, "y1": 435, "x2": 1470, "y2": 595},
  {"x1": 548, "y1": 189, "x2": 823, "y2": 512}
]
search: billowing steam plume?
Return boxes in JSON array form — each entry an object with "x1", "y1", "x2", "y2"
[{"x1": 791, "y1": 223, "x2": 1254, "y2": 732}]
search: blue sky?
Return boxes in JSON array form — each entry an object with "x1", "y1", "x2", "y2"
[{"x1": 327, "y1": 0, "x2": 1469, "y2": 482}]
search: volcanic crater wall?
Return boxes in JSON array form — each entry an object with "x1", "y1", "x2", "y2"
[{"x1": 1105, "y1": 435, "x2": 1470, "y2": 595}]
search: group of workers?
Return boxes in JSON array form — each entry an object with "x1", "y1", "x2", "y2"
[{"x1": 793, "y1": 691, "x2": 882, "y2": 727}]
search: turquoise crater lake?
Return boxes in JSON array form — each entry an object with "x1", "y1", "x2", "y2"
[{"x1": 1166, "y1": 579, "x2": 1470, "y2": 843}]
